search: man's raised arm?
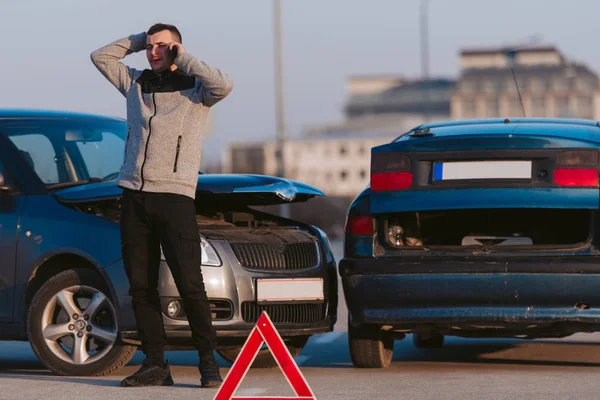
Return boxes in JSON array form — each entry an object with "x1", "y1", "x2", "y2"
[
  {"x1": 90, "y1": 33, "x2": 147, "y2": 96},
  {"x1": 173, "y1": 50, "x2": 234, "y2": 107}
]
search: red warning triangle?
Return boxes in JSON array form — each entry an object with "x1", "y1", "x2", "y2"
[{"x1": 214, "y1": 311, "x2": 316, "y2": 400}]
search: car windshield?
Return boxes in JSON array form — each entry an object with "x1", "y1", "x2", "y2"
[{"x1": 1, "y1": 118, "x2": 126, "y2": 189}]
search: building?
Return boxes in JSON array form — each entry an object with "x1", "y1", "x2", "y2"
[
  {"x1": 344, "y1": 75, "x2": 455, "y2": 121},
  {"x1": 451, "y1": 45, "x2": 600, "y2": 120},
  {"x1": 224, "y1": 143, "x2": 265, "y2": 175},
  {"x1": 225, "y1": 132, "x2": 395, "y2": 198}
]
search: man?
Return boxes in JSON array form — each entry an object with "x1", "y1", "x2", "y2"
[{"x1": 91, "y1": 23, "x2": 233, "y2": 388}]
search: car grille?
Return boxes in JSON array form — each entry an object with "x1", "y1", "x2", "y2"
[
  {"x1": 210, "y1": 300, "x2": 234, "y2": 321},
  {"x1": 230, "y1": 242, "x2": 318, "y2": 271},
  {"x1": 241, "y1": 302, "x2": 326, "y2": 324}
]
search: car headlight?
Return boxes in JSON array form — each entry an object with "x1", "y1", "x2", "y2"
[
  {"x1": 200, "y1": 235, "x2": 222, "y2": 266},
  {"x1": 160, "y1": 235, "x2": 222, "y2": 267}
]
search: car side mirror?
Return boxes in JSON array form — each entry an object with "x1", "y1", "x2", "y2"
[{"x1": 0, "y1": 172, "x2": 11, "y2": 193}]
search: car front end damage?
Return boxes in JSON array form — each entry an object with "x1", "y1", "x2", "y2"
[{"x1": 53, "y1": 175, "x2": 338, "y2": 353}]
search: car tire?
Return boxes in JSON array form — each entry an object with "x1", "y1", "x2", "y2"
[
  {"x1": 413, "y1": 333, "x2": 444, "y2": 349},
  {"x1": 348, "y1": 321, "x2": 394, "y2": 368},
  {"x1": 216, "y1": 336, "x2": 309, "y2": 368},
  {"x1": 27, "y1": 268, "x2": 137, "y2": 376}
]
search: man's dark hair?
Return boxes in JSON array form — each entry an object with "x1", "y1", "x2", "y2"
[{"x1": 147, "y1": 23, "x2": 182, "y2": 43}]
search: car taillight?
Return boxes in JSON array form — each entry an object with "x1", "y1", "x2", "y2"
[
  {"x1": 345, "y1": 216, "x2": 373, "y2": 235},
  {"x1": 371, "y1": 153, "x2": 411, "y2": 171},
  {"x1": 371, "y1": 153, "x2": 412, "y2": 191},
  {"x1": 557, "y1": 150, "x2": 599, "y2": 166},
  {"x1": 553, "y1": 168, "x2": 599, "y2": 187},
  {"x1": 553, "y1": 150, "x2": 599, "y2": 187},
  {"x1": 371, "y1": 172, "x2": 413, "y2": 191}
]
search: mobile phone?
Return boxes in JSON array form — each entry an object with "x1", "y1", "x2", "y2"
[{"x1": 171, "y1": 46, "x2": 178, "y2": 59}]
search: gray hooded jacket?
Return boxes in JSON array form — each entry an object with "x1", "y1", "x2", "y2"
[{"x1": 91, "y1": 32, "x2": 233, "y2": 199}]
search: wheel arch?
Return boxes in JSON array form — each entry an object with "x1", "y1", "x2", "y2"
[{"x1": 23, "y1": 253, "x2": 117, "y2": 323}]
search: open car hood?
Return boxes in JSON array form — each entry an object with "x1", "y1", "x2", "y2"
[{"x1": 53, "y1": 174, "x2": 326, "y2": 205}]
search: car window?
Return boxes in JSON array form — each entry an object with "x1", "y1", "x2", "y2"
[
  {"x1": 76, "y1": 131, "x2": 124, "y2": 179},
  {"x1": 3, "y1": 119, "x2": 126, "y2": 187},
  {"x1": 9, "y1": 134, "x2": 59, "y2": 184}
]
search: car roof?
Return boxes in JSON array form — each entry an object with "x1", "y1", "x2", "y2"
[
  {"x1": 0, "y1": 109, "x2": 125, "y2": 122},
  {"x1": 397, "y1": 118, "x2": 600, "y2": 143}
]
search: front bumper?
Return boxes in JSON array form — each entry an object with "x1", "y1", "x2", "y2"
[
  {"x1": 163, "y1": 319, "x2": 333, "y2": 338},
  {"x1": 157, "y1": 239, "x2": 337, "y2": 341},
  {"x1": 340, "y1": 256, "x2": 600, "y2": 332}
]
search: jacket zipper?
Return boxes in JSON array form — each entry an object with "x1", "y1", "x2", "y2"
[
  {"x1": 140, "y1": 92, "x2": 158, "y2": 191},
  {"x1": 123, "y1": 126, "x2": 130, "y2": 163},
  {"x1": 173, "y1": 136, "x2": 182, "y2": 172}
]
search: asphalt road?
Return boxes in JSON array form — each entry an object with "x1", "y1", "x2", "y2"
[
  {"x1": 2, "y1": 243, "x2": 600, "y2": 399},
  {"x1": 3, "y1": 331, "x2": 600, "y2": 399}
]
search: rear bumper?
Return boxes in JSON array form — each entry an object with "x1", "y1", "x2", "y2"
[{"x1": 340, "y1": 256, "x2": 600, "y2": 331}]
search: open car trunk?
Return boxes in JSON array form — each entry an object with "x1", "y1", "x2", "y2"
[{"x1": 376, "y1": 208, "x2": 594, "y2": 252}]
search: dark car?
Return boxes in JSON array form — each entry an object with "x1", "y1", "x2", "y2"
[
  {"x1": 341, "y1": 118, "x2": 600, "y2": 368},
  {"x1": 0, "y1": 109, "x2": 337, "y2": 376}
]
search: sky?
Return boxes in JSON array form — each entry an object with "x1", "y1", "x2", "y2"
[{"x1": 2, "y1": 0, "x2": 600, "y2": 167}]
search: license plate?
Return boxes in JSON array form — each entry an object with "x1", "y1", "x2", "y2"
[
  {"x1": 433, "y1": 160, "x2": 532, "y2": 181},
  {"x1": 256, "y1": 278, "x2": 324, "y2": 302}
]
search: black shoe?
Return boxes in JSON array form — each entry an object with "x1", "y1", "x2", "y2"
[
  {"x1": 120, "y1": 360, "x2": 174, "y2": 387},
  {"x1": 199, "y1": 355, "x2": 223, "y2": 388}
]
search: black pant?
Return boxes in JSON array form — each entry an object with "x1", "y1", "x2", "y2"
[{"x1": 120, "y1": 189, "x2": 216, "y2": 360}]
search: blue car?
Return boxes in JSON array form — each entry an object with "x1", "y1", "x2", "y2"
[
  {"x1": 0, "y1": 109, "x2": 337, "y2": 376},
  {"x1": 341, "y1": 118, "x2": 600, "y2": 368}
]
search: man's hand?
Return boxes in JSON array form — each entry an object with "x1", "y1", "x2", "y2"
[{"x1": 169, "y1": 42, "x2": 185, "y2": 59}]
